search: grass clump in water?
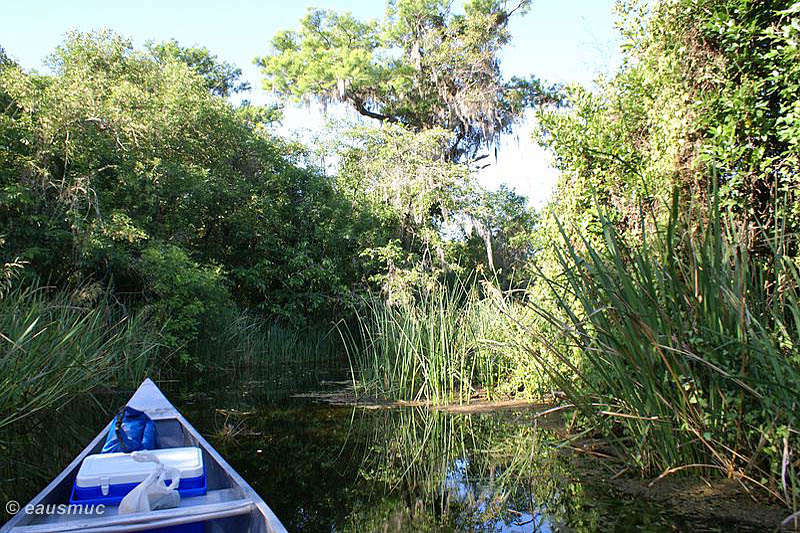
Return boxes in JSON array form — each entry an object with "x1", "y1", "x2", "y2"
[
  {"x1": 196, "y1": 311, "x2": 342, "y2": 372},
  {"x1": 343, "y1": 279, "x2": 520, "y2": 405}
]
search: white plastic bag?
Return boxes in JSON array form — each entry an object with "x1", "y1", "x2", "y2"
[{"x1": 118, "y1": 451, "x2": 181, "y2": 514}]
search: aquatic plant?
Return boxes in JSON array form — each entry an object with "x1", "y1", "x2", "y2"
[
  {"x1": 342, "y1": 278, "x2": 521, "y2": 404},
  {"x1": 0, "y1": 282, "x2": 162, "y2": 431},
  {"x1": 524, "y1": 190, "x2": 800, "y2": 499},
  {"x1": 196, "y1": 311, "x2": 342, "y2": 372}
]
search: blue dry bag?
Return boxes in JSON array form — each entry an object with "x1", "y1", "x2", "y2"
[{"x1": 101, "y1": 406, "x2": 157, "y2": 453}]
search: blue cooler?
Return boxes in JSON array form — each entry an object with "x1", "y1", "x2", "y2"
[{"x1": 70, "y1": 447, "x2": 207, "y2": 533}]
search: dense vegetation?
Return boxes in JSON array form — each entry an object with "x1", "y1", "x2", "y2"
[
  {"x1": 0, "y1": 2, "x2": 538, "y2": 430},
  {"x1": 530, "y1": 0, "x2": 800, "y2": 508},
  {"x1": 1, "y1": 0, "x2": 799, "y2": 514}
]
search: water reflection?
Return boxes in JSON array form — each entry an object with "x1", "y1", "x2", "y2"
[
  {"x1": 349, "y1": 406, "x2": 565, "y2": 531},
  {"x1": 169, "y1": 370, "x2": 675, "y2": 531}
]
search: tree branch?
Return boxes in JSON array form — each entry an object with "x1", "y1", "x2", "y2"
[{"x1": 351, "y1": 96, "x2": 394, "y2": 123}]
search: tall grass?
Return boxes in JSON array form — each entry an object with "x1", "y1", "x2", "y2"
[
  {"x1": 343, "y1": 280, "x2": 516, "y2": 404},
  {"x1": 0, "y1": 283, "x2": 162, "y2": 432},
  {"x1": 195, "y1": 311, "x2": 342, "y2": 372},
  {"x1": 525, "y1": 191, "x2": 800, "y2": 497}
]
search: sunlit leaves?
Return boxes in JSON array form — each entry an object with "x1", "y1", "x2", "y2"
[
  {"x1": 258, "y1": 0, "x2": 554, "y2": 160},
  {"x1": 147, "y1": 39, "x2": 251, "y2": 97},
  {"x1": 0, "y1": 31, "x2": 361, "y2": 335}
]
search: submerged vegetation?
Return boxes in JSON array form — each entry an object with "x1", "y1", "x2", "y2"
[{"x1": 2, "y1": 0, "x2": 800, "y2": 522}]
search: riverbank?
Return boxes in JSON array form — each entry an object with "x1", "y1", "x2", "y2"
[{"x1": 292, "y1": 380, "x2": 545, "y2": 411}]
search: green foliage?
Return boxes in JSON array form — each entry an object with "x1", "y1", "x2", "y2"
[
  {"x1": 330, "y1": 121, "x2": 537, "y2": 302},
  {"x1": 258, "y1": 0, "x2": 557, "y2": 159},
  {"x1": 335, "y1": 124, "x2": 474, "y2": 298},
  {"x1": 0, "y1": 281, "x2": 162, "y2": 431},
  {"x1": 0, "y1": 30, "x2": 541, "y2": 391},
  {"x1": 343, "y1": 279, "x2": 522, "y2": 404},
  {"x1": 529, "y1": 0, "x2": 800, "y2": 501},
  {"x1": 339, "y1": 125, "x2": 471, "y2": 230},
  {"x1": 193, "y1": 311, "x2": 341, "y2": 372},
  {"x1": 0, "y1": 30, "x2": 356, "y2": 327},
  {"x1": 146, "y1": 39, "x2": 251, "y2": 97},
  {"x1": 138, "y1": 244, "x2": 231, "y2": 363},
  {"x1": 538, "y1": 0, "x2": 800, "y2": 249},
  {"x1": 527, "y1": 193, "x2": 800, "y2": 494},
  {"x1": 670, "y1": 0, "x2": 800, "y2": 230},
  {"x1": 465, "y1": 184, "x2": 538, "y2": 277},
  {"x1": 234, "y1": 100, "x2": 283, "y2": 131}
]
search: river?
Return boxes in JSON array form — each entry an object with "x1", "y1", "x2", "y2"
[{"x1": 0, "y1": 365, "x2": 787, "y2": 531}]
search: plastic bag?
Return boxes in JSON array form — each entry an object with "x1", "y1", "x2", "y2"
[{"x1": 118, "y1": 451, "x2": 181, "y2": 514}]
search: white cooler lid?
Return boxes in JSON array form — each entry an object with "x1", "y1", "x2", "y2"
[{"x1": 76, "y1": 447, "x2": 204, "y2": 488}]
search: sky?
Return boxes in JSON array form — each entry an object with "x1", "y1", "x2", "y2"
[{"x1": 0, "y1": 0, "x2": 621, "y2": 207}]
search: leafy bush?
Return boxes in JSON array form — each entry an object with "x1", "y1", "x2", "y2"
[
  {"x1": 0, "y1": 30, "x2": 358, "y2": 332},
  {"x1": 138, "y1": 244, "x2": 231, "y2": 364}
]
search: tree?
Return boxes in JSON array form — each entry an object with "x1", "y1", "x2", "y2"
[
  {"x1": 467, "y1": 185, "x2": 536, "y2": 276},
  {"x1": 148, "y1": 39, "x2": 251, "y2": 97},
  {"x1": 258, "y1": 0, "x2": 557, "y2": 161},
  {"x1": 537, "y1": 0, "x2": 800, "y2": 254},
  {"x1": 333, "y1": 124, "x2": 472, "y2": 301},
  {"x1": 0, "y1": 30, "x2": 359, "y2": 340}
]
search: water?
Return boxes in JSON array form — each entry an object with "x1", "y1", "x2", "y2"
[{"x1": 0, "y1": 366, "x2": 787, "y2": 531}]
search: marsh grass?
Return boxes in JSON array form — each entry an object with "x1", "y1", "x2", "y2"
[
  {"x1": 197, "y1": 311, "x2": 342, "y2": 372},
  {"x1": 0, "y1": 283, "x2": 162, "y2": 432},
  {"x1": 524, "y1": 190, "x2": 800, "y2": 497},
  {"x1": 342, "y1": 279, "x2": 517, "y2": 404}
]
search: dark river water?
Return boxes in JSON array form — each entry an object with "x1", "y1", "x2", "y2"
[{"x1": 0, "y1": 365, "x2": 787, "y2": 531}]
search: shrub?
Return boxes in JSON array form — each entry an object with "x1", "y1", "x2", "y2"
[{"x1": 138, "y1": 244, "x2": 232, "y2": 364}]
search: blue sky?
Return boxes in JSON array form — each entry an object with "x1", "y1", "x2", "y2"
[{"x1": 1, "y1": 0, "x2": 621, "y2": 206}]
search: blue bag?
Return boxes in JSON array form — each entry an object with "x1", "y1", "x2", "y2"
[{"x1": 101, "y1": 406, "x2": 157, "y2": 453}]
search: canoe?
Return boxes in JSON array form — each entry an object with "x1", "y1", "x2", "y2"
[{"x1": 0, "y1": 379, "x2": 287, "y2": 533}]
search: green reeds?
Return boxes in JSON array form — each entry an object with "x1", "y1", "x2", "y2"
[
  {"x1": 525, "y1": 190, "x2": 800, "y2": 494},
  {"x1": 0, "y1": 283, "x2": 162, "y2": 431},
  {"x1": 343, "y1": 280, "x2": 515, "y2": 404},
  {"x1": 196, "y1": 311, "x2": 341, "y2": 371}
]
